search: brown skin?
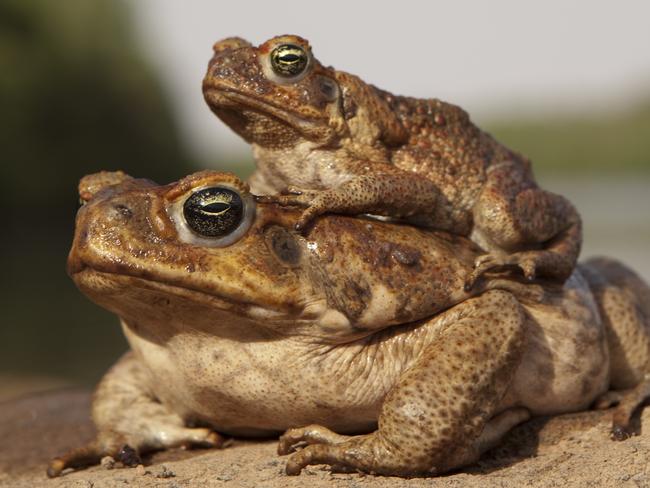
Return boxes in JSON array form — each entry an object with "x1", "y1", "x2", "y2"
[
  {"x1": 48, "y1": 171, "x2": 648, "y2": 478},
  {"x1": 202, "y1": 35, "x2": 582, "y2": 289}
]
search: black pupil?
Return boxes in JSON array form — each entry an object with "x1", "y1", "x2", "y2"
[
  {"x1": 271, "y1": 45, "x2": 307, "y2": 77},
  {"x1": 183, "y1": 187, "x2": 243, "y2": 238},
  {"x1": 203, "y1": 202, "x2": 230, "y2": 213},
  {"x1": 280, "y1": 53, "x2": 299, "y2": 62}
]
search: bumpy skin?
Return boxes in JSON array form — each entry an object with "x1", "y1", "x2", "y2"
[
  {"x1": 202, "y1": 35, "x2": 582, "y2": 287},
  {"x1": 49, "y1": 171, "x2": 648, "y2": 477}
]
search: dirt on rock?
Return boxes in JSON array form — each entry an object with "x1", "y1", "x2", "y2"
[{"x1": 0, "y1": 390, "x2": 648, "y2": 488}]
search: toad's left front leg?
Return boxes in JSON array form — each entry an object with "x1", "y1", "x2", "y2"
[
  {"x1": 282, "y1": 290, "x2": 528, "y2": 476},
  {"x1": 468, "y1": 163, "x2": 582, "y2": 288},
  {"x1": 47, "y1": 352, "x2": 224, "y2": 477},
  {"x1": 256, "y1": 166, "x2": 448, "y2": 232}
]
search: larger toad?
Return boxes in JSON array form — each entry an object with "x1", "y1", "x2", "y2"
[
  {"x1": 49, "y1": 171, "x2": 649, "y2": 477},
  {"x1": 203, "y1": 35, "x2": 582, "y2": 288}
]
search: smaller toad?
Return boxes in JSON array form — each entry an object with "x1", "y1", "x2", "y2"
[{"x1": 203, "y1": 35, "x2": 582, "y2": 288}]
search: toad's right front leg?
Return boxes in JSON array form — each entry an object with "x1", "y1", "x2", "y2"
[{"x1": 47, "y1": 352, "x2": 224, "y2": 477}]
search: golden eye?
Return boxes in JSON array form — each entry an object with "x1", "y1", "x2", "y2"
[
  {"x1": 171, "y1": 184, "x2": 256, "y2": 248},
  {"x1": 183, "y1": 187, "x2": 243, "y2": 238},
  {"x1": 270, "y1": 44, "x2": 308, "y2": 77}
]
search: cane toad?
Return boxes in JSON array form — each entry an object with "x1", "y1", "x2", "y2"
[
  {"x1": 203, "y1": 35, "x2": 582, "y2": 288},
  {"x1": 49, "y1": 171, "x2": 650, "y2": 477}
]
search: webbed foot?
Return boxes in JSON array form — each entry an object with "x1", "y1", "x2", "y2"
[
  {"x1": 465, "y1": 251, "x2": 539, "y2": 290},
  {"x1": 282, "y1": 432, "x2": 389, "y2": 476},
  {"x1": 592, "y1": 376, "x2": 650, "y2": 441},
  {"x1": 255, "y1": 187, "x2": 327, "y2": 231},
  {"x1": 47, "y1": 441, "x2": 143, "y2": 478},
  {"x1": 47, "y1": 428, "x2": 223, "y2": 477},
  {"x1": 610, "y1": 375, "x2": 650, "y2": 441},
  {"x1": 255, "y1": 186, "x2": 317, "y2": 207},
  {"x1": 256, "y1": 187, "x2": 346, "y2": 231},
  {"x1": 278, "y1": 424, "x2": 351, "y2": 455}
]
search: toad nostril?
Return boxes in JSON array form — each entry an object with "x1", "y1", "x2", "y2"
[{"x1": 113, "y1": 203, "x2": 133, "y2": 220}]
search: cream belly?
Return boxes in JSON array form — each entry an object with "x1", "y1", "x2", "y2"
[{"x1": 123, "y1": 323, "x2": 384, "y2": 436}]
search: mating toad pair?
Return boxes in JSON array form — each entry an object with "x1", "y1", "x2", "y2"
[{"x1": 48, "y1": 35, "x2": 650, "y2": 478}]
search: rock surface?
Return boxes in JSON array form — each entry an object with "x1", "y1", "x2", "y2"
[{"x1": 0, "y1": 390, "x2": 648, "y2": 488}]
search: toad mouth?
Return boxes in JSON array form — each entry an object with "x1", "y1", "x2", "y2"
[
  {"x1": 69, "y1": 265, "x2": 300, "y2": 327},
  {"x1": 203, "y1": 86, "x2": 332, "y2": 141},
  {"x1": 72, "y1": 267, "x2": 240, "y2": 312}
]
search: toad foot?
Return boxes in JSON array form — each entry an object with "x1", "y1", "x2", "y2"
[
  {"x1": 278, "y1": 425, "x2": 351, "y2": 455},
  {"x1": 466, "y1": 251, "x2": 539, "y2": 290},
  {"x1": 610, "y1": 375, "x2": 650, "y2": 441}
]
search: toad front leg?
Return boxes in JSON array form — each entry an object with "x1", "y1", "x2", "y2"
[
  {"x1": 47, "y1": 352, "x2": 224, "y2": 477},
  {"x1": 279, "y1": 290, "x2": 528, "y2": 476},
  {"x1": 255, "y1": 164, "x2": 462, "y2": 233},
  {"x1": 467, "y1": 162, "x2": 582, "y2": 288}
]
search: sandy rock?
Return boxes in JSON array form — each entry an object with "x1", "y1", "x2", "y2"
[{"x1": 0, "y1": 390, "x2": 648, "y2": 488}]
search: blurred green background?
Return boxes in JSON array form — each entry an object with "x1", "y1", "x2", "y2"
[
  {"x1": 1, "y1": 0, "x2": 649, "y2": 400},
  {"x1": 0, "y1": 0, "x2": 196, "y2": 398}
]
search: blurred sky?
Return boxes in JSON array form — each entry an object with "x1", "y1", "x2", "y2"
[{"x1": 127, "y1": 0, "x2": 650, "y2": 162}]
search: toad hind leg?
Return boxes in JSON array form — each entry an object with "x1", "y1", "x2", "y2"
[
  {"x1": 468, "y1": 162, "x2": 582, "y2": 288},
  {"x1": 282, "y1": 290, "x2": 527, "y2": 476},
  {"x1": 609, "y1": 376, "x2": 650, "y2": 440},
  {"x1": 281, "y1": 408, "x2": 530, "y2": 475},
  {"x1": 582, "y1": 257, "x2": 650, "y2": 440},
  {"x1": 47, "y1": 352, "x2": 224, "y2": 477}
]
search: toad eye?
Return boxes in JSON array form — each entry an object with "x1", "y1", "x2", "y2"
[
  {"x1": 175, "y1": 186, "x2": 255, "y2": 247},
  {"x1": 270, "y1": 44, "x2": 309, "y2": 78},
  {"x1": 183, "y1": 187, "x2": 243, "y2": 237}
]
